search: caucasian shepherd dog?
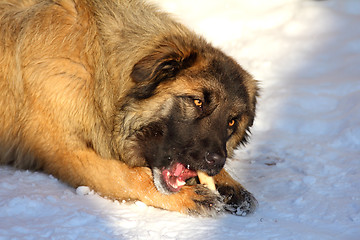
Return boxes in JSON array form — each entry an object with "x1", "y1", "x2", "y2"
[{"x1": 0, "y1": 0, "x2": 259, "y2": 216}]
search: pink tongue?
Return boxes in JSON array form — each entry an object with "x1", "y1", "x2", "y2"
[{"x1": 173, "y1": 163, "x2": 185, "y2": 177}]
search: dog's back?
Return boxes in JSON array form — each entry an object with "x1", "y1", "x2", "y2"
[{"x1": 0, "y1": 0, "x2": 97, "y2": 169}]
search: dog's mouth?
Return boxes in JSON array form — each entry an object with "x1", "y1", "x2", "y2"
[{"x1": 155, "y1": 162, "x2": 198, "y2": 193}]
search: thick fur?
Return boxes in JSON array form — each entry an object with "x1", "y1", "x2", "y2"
[{"x1": 0, "y1": 0, "x2": 258, "y2": 216}]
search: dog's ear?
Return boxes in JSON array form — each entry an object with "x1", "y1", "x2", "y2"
[{"x1": 130, "y1": 37, "x2": 197, "y2": 99}]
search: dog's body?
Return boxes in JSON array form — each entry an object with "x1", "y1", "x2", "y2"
[{"x1": 0, "y1": 0, "x2": 258, "y2": 216}]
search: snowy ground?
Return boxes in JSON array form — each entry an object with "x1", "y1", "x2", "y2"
[{"x1": 1, "y1": 0, "x2": 360, "y2": 239}]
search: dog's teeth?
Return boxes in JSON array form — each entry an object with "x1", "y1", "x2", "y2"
[
  {"x1": 176, "y1": 179, "x2": 186, "y2": 187},
  {"x1": 186, "y1": 165, "x2": 190, "y2": 169}
]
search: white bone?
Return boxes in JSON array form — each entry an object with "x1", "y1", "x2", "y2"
[{"x1": 197, "y1": 171, "x2": 216, "y2": 191}]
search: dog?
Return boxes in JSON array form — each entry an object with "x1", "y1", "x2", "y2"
[{"x1": 0, "y1": 0, "x2": 258, "y2": 216}]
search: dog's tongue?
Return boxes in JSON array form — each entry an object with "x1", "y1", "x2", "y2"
[{"x1": 173, "y1": 163, "x2": 185, "y2": 177}]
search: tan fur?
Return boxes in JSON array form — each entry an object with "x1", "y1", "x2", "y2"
[{"x1": 0, "y1": 0, "x2": 258, "y2": 216}]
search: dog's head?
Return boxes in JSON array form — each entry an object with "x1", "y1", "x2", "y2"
[{"x1": 117, "y1": 35, "x2": 258, "y2": 194}]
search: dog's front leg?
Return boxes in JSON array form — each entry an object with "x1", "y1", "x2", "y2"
[{"x1": 44, "y1": 149, "x2": 223, "y2": 216}]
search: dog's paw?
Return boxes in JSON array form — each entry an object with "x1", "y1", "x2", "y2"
[
  {"x1": 217, "y1": 185, "x2": 258, "y2": 216},
  {"x1": 181, "y1": 184, "x2": 224, "y2": 217}
]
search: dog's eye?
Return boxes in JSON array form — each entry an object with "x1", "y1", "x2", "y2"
[
  {"x1": 228, "y1": 119, "x2": 236, "y2": 127},
  {"x1": 193, "y1": 99, "x2": 203, "y2": 108}
]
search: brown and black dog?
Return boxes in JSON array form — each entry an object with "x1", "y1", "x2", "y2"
[{"x1": 0, "y1": 0, "x2": 258, "y2": 216}]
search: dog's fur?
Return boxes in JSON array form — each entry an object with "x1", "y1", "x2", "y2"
[{"x1": 0, "y1": 0, "x2": 258, "y2": 216}]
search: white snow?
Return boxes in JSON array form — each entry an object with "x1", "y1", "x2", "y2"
[{"x1": 1, "y1": 0, "x2": 360, "y2": 239}]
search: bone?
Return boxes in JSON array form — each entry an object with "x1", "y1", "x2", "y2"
[{"x1": 197, "y1": 171, "x2": 216, "y2": 191}]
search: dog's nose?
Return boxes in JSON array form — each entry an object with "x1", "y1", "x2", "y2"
[{"x1": 205, "y1": 152, "x2": 226, "y2": 166}]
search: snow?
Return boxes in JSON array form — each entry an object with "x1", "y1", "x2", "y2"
[{"x1": 1, "y1": 0, "x2": 360, "y2": 239}]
